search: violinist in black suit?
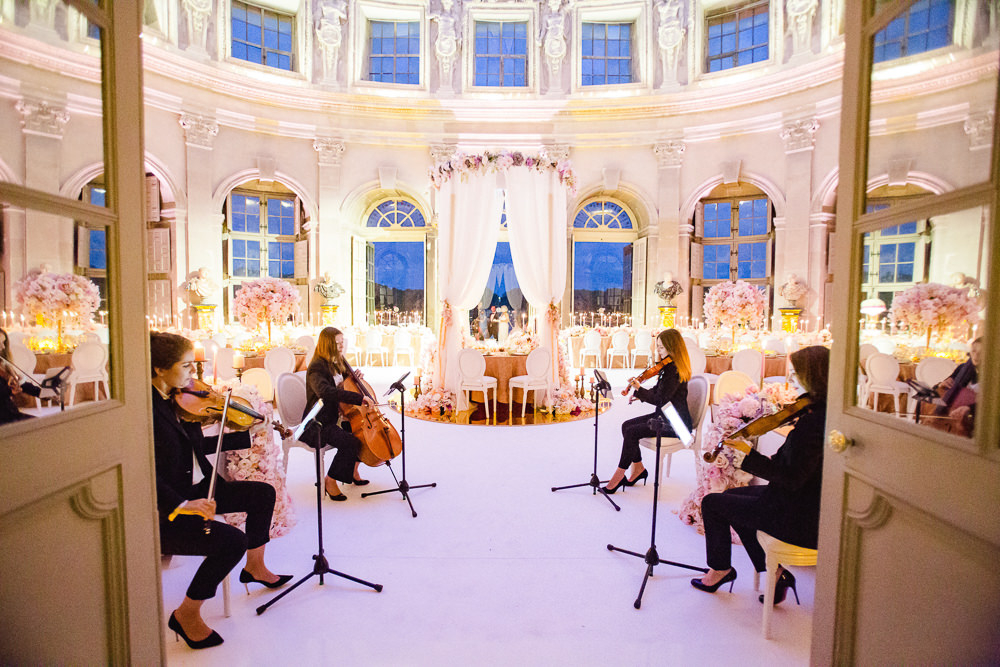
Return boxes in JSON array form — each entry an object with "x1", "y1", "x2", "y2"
[
  {"x1": 151, "y1": 333, "x2": 289, "y2": 650},
  {"x1": 0, "y1": 328, "x2": 41, "y2": 424},
  {"x1": 303, "y1": 326, "x2": 375, "y2": 502}
]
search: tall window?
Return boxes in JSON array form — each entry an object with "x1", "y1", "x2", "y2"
[
  {"x1": 581, "y1": 22, "x2": 633, "y2": 86},
  {"x1": 366, "y1": 199, "x2": 426, "y2": 318},
  {"x1": 861, "y1": 202, "x2": 927, "y2": 307},
  {"x1": 572, "y1": 200, "x2": 636, "y2": 316},
  {"x1": 231, "y1": 1, "x2": 293, "y2": 71},
  {"x1": 873, "y1": 0, "x2": 953, "y2": 63},
  {"x1": 368, "y1": 21, "x2": 420, "y2": 84},
  {"x1": 76, "y1": 180, "x2": 108, "y2": 309},
  {"x1": 706, "y1": 1, "x2": 769, "y2": 72},
  {"x1": 474, "y1": 21, "x2": 527, "y2": 87}
]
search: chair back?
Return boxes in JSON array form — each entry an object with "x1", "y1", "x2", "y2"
[
  {"x1": 7, "y1": 331, "x2": 27, "y2": 346},
  {"x1": 732, "y1": 348, "x2": 764, "y2": 385},
  {"x1": 458, "y1": 348, "x2": 486, "y2": 380},
  {"x1": 871, "y1": 336, "x2": 897, "y2": 355},
  {"x1": 682, "y1": 335, "x2": 698, "y2": 352},
  {"x1": 686, "y1": 345, "x2": 707, "y2": 375},
  {"x1": 609, "y1": 330, "x2": 630, "y2": 351},
  {"x1": 213, "y1": 348, "x2": 237, "y2": 381},
  {"x1": 865, "y1": 353, "x2": 900, "y2": 386},
  {"x1": 240, "y1": 367, "x2": 273, "y2": 401},
  {"x1": 393, "y1": 329, "x2": 412, "y2": 348},
  {"x1": 264, "y1": 346, "x2": 297, "y2": 379},
  {"x1": 9, "y1": 340, "x2": 36, "y2": 374},
  {"x1": 295, "y1": 335, "x2": 315, "y2": 362},
  {"x1": 79, "y1": 331, "x2": 101, "y2": 344},
  {"x1": 761, "y1": 336, "x2": 784, "y2": 354},
  {"x1": 365, "y1": 328, "x2": 384, "y2": 349},
  {"x1": 714, "y1": 370, "x2": 755, "y2": 404},
  {"x1": 582, "y1": 329, "x2": 601, "y2": 350},
  {"x1": 858, "y1": 343, "x2": 878, "y2": 369},
  {"x1": 212, "y1": 333, "x2": 227, "y2": 348},
  {"x1": 275, "y1": 372, "x2": 308, "y2": 428},
  {"x1": 634, "y1": 329, "x2": 653, "y2": 352},
  {"x1": 71, "y1": 342, "x2": 108, "y2": 374},
  {"x1": 686, "y1": 375, "x2": 711, "y2": 441},
  {"x1": 524, "y1": 347, "x2": 551, "y2": 379},
  {"x1": 915, "y1": 356, "x2": 957, "y2": 388},
  {"x1": 201, "y1": 339, "x2": 220, "y2": 364}
]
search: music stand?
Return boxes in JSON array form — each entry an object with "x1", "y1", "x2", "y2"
[
  {"x1": 606, "y1": 404, "x2": 707, "y2": 608},
  {"x1": 551, "y1": 369, "x2": 620, "y2": 511},
  {"x1": 905, "y1": 378, "x2": 945, "y2": 425},
  {"x1": 361, "y1": 372, "x2": 437, "y2": 518},
  {"x1": 257, "y1": 399, "x2": 383, "y2": 615}
]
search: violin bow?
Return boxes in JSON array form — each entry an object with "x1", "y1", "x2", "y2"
[{"x1": 203, "y1": 388, "x2": 235, "y2": 535}]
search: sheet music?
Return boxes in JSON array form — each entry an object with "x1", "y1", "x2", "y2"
[
  {"x1": 293, "y1": 399, "x2": 324, "y2": 441},
  {"x1": 662, "y1": 403, "x2": 693, "y2": 447}
]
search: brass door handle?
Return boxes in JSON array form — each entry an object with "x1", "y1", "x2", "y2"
[{"x1": 828, "y1": 429, "x2": 851, "y2": 453}]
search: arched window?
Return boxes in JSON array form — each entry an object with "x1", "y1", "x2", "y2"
[
  {"x1": 76, "y1": 177, "x2": 108, "y2": 310},
  {"x1": 571, "y1": 198, "x2": 638, "y2": 324},
  {"x1": 861, "y1": 185, "x2": 933, "y2": 311},
  {"x1": 365, "y1": 198, "x2": 427, "y2": 324}
]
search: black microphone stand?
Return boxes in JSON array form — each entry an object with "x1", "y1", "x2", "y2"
[
  {"x1": 257, "y1": 406, "x2": 383, "y2": 615},
  {"x1": 606, "y1": 414, "x2": 707, "y2": 609},
  {"x1": 551, "y1": 370, "x2": 619, "y2": 511},
  {"x1": 361, "y1": 372, "x2": 437, "y2": 518}
]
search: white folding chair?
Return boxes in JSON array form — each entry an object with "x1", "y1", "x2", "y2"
[
  {"x1": 458, "y1": 348, "x2": 497, "y2": 422},
  {"x1": 732, "y1": 348, "x2": 764, "y2": 386},
  {"x1": 264, "y1": 346, "x2": 297, "y2": 383},
  {"x1": 274, "y1": 372, "x2": 331, "y2": 471},
  {"x1": 240, "y1": 367, "x2": 273, "y2": 402},
  {"x1": 364, "y1": 329, "x2": 388, "y2": 366},
  {"x1": 67, "y1": 342, "x2": 110, "y2": 406},
  {"x1": 605, "y1": 330, "x2": 631, "y2": 369},
  {"x1": 579, "y1": 330, "x2": 602, "y2": 368},
  {"x1": 508, "y1": 347, "x2": 551, "y2": 419},
  {"x1": 864, "y1": 353, "x2": 909, "y2": 416},
  {"x1": 392, "y1": 329, "x2": 414, "y2": 366},
  {"x1": 631, "y1": 330, "x2": 654, "y2": 368},
  {"x1": 638, "y1": 375, "x2": 711, "y2": 484}
]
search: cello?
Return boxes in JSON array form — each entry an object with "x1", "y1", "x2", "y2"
[
  {"x1": 912, "y1": 361, "x2": 977, "y2": 437},
  {"x1": 340, "y1": 361, "x2": 403, "y2": 467}
]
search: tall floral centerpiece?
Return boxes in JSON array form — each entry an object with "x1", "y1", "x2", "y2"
[
  {"x1": 232, "y1": 277, "x2": 301, "y2": 343},
  {"x1": 14, "y1": 269, "x2": 101, "y2": 351},
  {"x1": 702, "y1": 280, "x2": 766, "y2": 346},
  {"x1": 888, "y1": 282, "x2": 980, "y2": 351}
]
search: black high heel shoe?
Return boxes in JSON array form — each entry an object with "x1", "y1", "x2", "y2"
[
  {"x1": 239, "y1": 569, "x2": 293, "y2": 593},
  {"x1": 601, "y1": 477, "x2": 627, "y2": 495},
  {"x1": 325, "y1": 487, "x2": 347, "y2": 501},
  {"x1": 690, "y1": 568, "x2": 737, "y2": 593},
  {"x1": 759, "y1": 569, "x2": 799, "y2": 605},
  {"x1": 623, "y1": 469, "x2": 648, "y2": 486},
  {"x1": 168, "y1": 612, "x2": 223, "y2": 650},
  {"x1": 351, "y1": 477, "x2": 370, "y2": 486}
]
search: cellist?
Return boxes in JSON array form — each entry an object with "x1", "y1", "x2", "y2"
[
  {"x1": 303, "y1": 327, "x2": 375, "y2": 501},
  {"x1": 925, "y1": 336, "x2": 982, "y2": 434}
]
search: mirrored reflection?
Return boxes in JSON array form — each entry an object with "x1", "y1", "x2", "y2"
[
  {"x1": 856, "y1": 204, "x2": 989, "y2": 439},
  {"x1": 866, "y1": 1, "x2": 998, "y2": 208},
  {"x1": 0, "y1": 204, "x2": 113, "y2": 424}
]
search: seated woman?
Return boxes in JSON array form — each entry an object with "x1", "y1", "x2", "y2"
[
  {"x1": 604, "y1": 328, "x2": 693, "y2": 493},
  {"x1": 303, "y1": 327, "x2": 375, "y2": 501},
  {"x1": 927, "y1": 336, "x2": 981, "y2": 435},
  {"x1": 151, "y1": 332, "x2": 290, "y2": 650},
  {"x1": 691, "y1": 345, "x2": 829, "y2": 605},
  {"x1": 0, "y1": 328, "x2": 42, "y2": 425}
]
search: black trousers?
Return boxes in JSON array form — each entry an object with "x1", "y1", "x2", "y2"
[
  {"x1": 617, "y1": 412, "x2": 676, "y2": 470},
  {"x1": 159, "y1": 478, "x2": 275, "y2": 601},
  {"x1": 319, "y1": 421, "x2": 362, "y2": 483},
  {"x1": 701, "y1": 485, "x2": 768, "y2": 572}
]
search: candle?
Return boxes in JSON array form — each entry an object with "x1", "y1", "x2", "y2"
[
  {"x1": 193, "y1": 342, "x2": 205, "y2": 362},
  {"x1": 233, "y1": 352, "x2": 245, "y2": 369}
]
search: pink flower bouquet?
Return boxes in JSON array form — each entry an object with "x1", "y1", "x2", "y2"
[
  {"x1": 232, "y1": 277, "x2": 301, "y2": 328},
  {"x1": 888, "y1": 282, "x2": 980, "y2": 336},
  {"x1": 703, "y1": 280, "x2": 766, "y2": 331},
  {"x1": 15, "y1": 269, "x2": 100, "y2": 325}
]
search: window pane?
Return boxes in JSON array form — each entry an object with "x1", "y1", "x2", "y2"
[
  {"x1": 370, "y1": 241, "x2": 425, "y2": 313},
  {"x1": 573, "y1": 241, "x2": 632, "y2": 315}
]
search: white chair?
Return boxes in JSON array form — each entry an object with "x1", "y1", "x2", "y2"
[
  {"x1": 687, "y1": 345, "x2": 708, "y2": 376},
  {"x1": 712, "y1": 370, "x2": 755, "y2": 420},
  {"x1": 295, "y1": 335, "x2": 315, "y2": 365},
  {"x1": 78, "y1": 331, "x2": 101, "y2": 344},
  {"x1": 342, "y1": 330, "x2": 359, "y2": 365},
  {"x1": 631, "y1": 330, "x2": 654, "y2": 368},
  {"x1": 732, "y1": 348, "x2": 764, "y2": 386},
  {"x1": 240, "y1": 367, "x2": 273, "y2": 402},
  {"x1": 274, "y1": 372, "x2": 331, "y2": 471},
  {"x1": 211, "y1": 333, "x2": 227, "y2": 348},
  {"x1": 871, "y1": 336, "x2": 897, "y2": 355},
  {"x1": 458, "y1": 348, "x2": 497, "y2": 422},
  {"x1": 907, "y1": 356, "x2": 957, "y2": 415},
  {"x1": 508, "y1": 347, "x2": 551, "y2": 419},
  {"x1": 213, "y1": 348, "x2": 237, "y2": 382},
  {"x1": 67, "y1": 342, "x2": 110, "y2": 406},
  {"x1": 364, "y1": 329, "x2": 388, "y2": 366},
  {"x1": 638, "y1": 375, "x2": 711, "y2": 484},
  {"x1": 864, "y1": 353, "x2": 909, "y2": 416},
  {"x1": 392, "y1": 329, "x2": 414, "y2": 366},
  {"x1": 756, "y1": 530, "x2": 818, "y2": 640},
  {"x1": 8, "y1": 340, "x2": 50, "y2": 407},
  {"x1": 579, "y1": 330, "x2": 602, "y2": 368},
  {"x1": 264, "y1": 346, "x2": 297, "y2": 383},
  {"x1": 856, "y1": 342, "x2": 879, "y2": 404},
  {"x1": 760, "y1": 336, "x2": 784, "y2": 354},
  {"x1": 606, "y1": 330, "x2": 631, "y2": 369}
]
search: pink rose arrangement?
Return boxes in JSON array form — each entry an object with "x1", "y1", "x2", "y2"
[
  {"x1": 232, "y1": 277, "x2": 301, "y2": 327},
  {"x1": 429, "y1": 150, "x2": 577, "y2": 194},
  {"x1": 407, "y1": 385, "x2": 457, "y2": 417},
  {"x1": 888, "y1": 282, "x2": 979, "y2": 336},
  {"x1": 15, "y1": 269, "x2": 100, "y2": 325},
  {"x1": 703, "y1": 280, "x2": 767, "y2": 331}
]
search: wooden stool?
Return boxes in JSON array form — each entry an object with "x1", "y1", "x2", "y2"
[{"x1": 756, "y1": 530, "x2": 817, "y2": 639}]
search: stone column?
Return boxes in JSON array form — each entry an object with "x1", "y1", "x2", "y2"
[
  {"x1": 652, "y1": 139, "x2": 686, "y2": 323},
  {"x1": 313, "y1": 137, "x2": 348, "y2": 321},
  {"x1": 17, "y1": 98, "x2": 70, "y2": 273},
  {"x1": 179, "y1": 113, "x2": 220, "y2": 322},
  {"x1": 809, "y1": 212, "x2": 833, "y2": 329},
  {"x1": 778, "y1": 117, "x2": 819, "y2": 325}
]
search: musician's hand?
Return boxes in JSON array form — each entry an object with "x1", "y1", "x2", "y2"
[
  {"x1": 355, "y1": 370, "x2": 364, "y2": 380},
  {"x1": 185, "y1": 498, "x2": 217, "y2": 520},
  {"x1": 938, "y1": 377, "x2": 953, "y2": 391},
  {"x1": 628, "y1": 395, "x2": 638, "y2": 404},
  {"x1": 629, "y1": 378, "x2": 641, "y2": 390},
  {"x1": 361, "y1": 396, "x2": 375, "y2": 408},
  {"x1": 726, "y1": 438, "x2": 753, "y2": 454}
]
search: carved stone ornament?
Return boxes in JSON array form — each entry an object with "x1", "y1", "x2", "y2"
[
  {"x1": 430, "y1": 144, "x2": 457, "y2": 162},
  {"x1": 432, "y1": 0, "x2": 462, "y2": 85},
  {"x1": 182, "y1": 0, "x2": 212, "y2": 51},
  {"x1": 16, "y1": 99, "x2": 69, "y2": 137},
  {"x1": 780, "y1": 118, "x2": 819, "y2": 152},
  {"x1": 964, "y1": 111, "x2": 995, "y2": 150},
  {"x1": 313, "y1": 138, "x2": 346, "y2": 166},
  {"x1": 179, "y1": 113, "x2": 219, "y2": 149},
  {"x1": 656, "y1": 0, "x2": 686, "y2": 81},
  {"x1": 544, "y1": 144, "x2": 571, "y2": 163},
  {"x1": 786, "y1": 0, "x2": 818, "y2": 56},
  {"x1": 316, "y1": 0, "x2": 348, "y2": 81},
  {"x1": 541, "y1": 1, "x2": 569, "y2": 81},
  {"x1": 653, "y1": 140, "x2": 686, "y2": 167}
]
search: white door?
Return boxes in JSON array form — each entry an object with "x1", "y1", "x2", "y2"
[
  {"x1": 0, "y1": 3, "x2": 162, "y2": 663},
  {"x1": 631, "y1": 236, "x2": 647, "y2": 326},
  {"x1": 812, "y1": 3, "x2": 1000, "y2": 663}
]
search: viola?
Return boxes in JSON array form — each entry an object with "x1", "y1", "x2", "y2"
[
  {"x1": 173, "y1": 378, "x2": 264, "y2": 431},
  {"x1": 340, "y1": 361, "x2": 402, "y2": 467},
  {"x1": 703, "y1": 395, "x2": 814, "y2": 462},
  {"x1": 621, "y1": 356, "x2": 673, "y2": 397}
]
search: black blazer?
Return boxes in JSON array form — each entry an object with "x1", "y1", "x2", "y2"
[
  {"x1": 632, "y1": 362, "x2": 693, "y2": 429},
  {"x1": 304, "y1": 357, "x2": 364, "y2": 428},
  {"x1": 739, "y1": 401, "x2": 826, "y2": 549},
  {"x1": 151, "y1": 390, "x2": 251, "y2": 519}
]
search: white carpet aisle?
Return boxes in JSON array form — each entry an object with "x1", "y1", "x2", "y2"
[{"x1": 161, "y1": 367, "x2": 813, "y2": 666}]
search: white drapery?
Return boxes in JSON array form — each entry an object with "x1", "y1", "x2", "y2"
[
  {"x1": 433, "y1": 173, "x2": 502, "y2": 407},
  {"x1": 505, "y1": 167, "x2": 568, "y2": 402}
]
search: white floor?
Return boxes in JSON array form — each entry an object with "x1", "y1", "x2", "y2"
[{"x1": 161, "y1": 366, "x2": 813, "y2": 666}]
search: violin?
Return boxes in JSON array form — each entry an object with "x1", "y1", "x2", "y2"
[
  {"x1": 340, "y1": 361, "x2": 402, "y2": 467},
  {"x1": 913, "y1": 363, "x2": 977, "y2": 437},
  {"x1": 703, "y1": 395, "x2": 813, "y2": 462},
  {"x1": 621, "y1": 356, "x2": 673, "y2": 397},
  {"x1": 173, "y1": 378, "x2": 264, "y2": 431}
]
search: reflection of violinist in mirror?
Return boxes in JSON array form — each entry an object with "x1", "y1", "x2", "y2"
[
  {"x1": 303, "y1": 327, "x2": 375, "y2": 502},
  {"x1": 150, "y1": 332, "x2": 290, "y2": 650},
  {"x1": 916, "y1": 337, "x2": 982, "y2": 437},
  {"x1": 0, "y1": 327, "x2": 42, "y2": 424},
  {"x1": 691, "y1": 345, "x2": 829, "y2": 606},
  {"x1": 603, "y1": 329, "x2": 693, "y2": 494}
]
